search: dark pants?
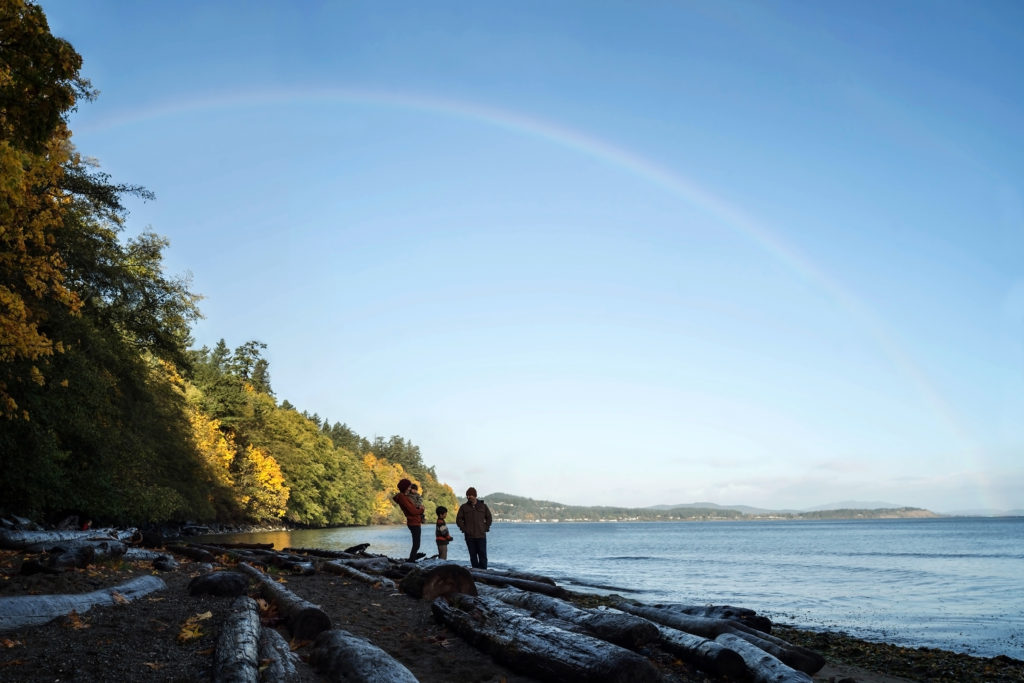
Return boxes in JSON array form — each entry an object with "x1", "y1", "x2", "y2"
[
  {"x1": 408, "y1": 525, "x2": 421, "y2": 560},
  {"x1": 465, "y1": 536, "x2": 487, "y2": 569}
]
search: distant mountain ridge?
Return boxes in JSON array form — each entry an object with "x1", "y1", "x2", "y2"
[{"x1": 483, "y1": 492, "x2": 940, "y2": 522}]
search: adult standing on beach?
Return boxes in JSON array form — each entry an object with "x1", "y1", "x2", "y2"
[
  {"x1": 393, "y1": 478, "x2": 425, "y2": 561},
  {"x1": 456, "y1": 487, "x2": 492, "y2": 569}
]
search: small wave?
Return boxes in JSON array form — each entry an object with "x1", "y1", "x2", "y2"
[{"x1": 603, "y1": 555, "x2": 659, "y2": 561}]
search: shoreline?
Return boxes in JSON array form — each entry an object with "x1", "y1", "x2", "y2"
[{"x1": 2, "y1": 541, "x2": 1023, "y2": 682}]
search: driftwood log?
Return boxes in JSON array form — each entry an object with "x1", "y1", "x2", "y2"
[
  {"x1": 615, "y1": 602, "x2": 824, "y2": 675},
  {"x1": 716, "y1": 633, "x2": 814, "y2": 683},
  {"x1": 260, "y1": 626, "x2": 302, "y2": 682},
  {"x1": 432, "y1": 593, "x2": 660, "y2": 683},
  {"x1": 165, "y1": 543, "x2": 217, "y2": 563},
  {"x1": 322, "y1": 560, "x2": 397, "y2": 590},
  {"x1": 214, "y1": 596, "x2": 261, "y2": 683},
  {"x1": 468, "y1": 569, "x2": 569, "y2": 598},
  {"x1": 285, "y1": 547, "x2": 360, "y2": 560},
  {"x1": 309, "y1": 628, "x2": 418, "y2": 683},
  {"x1": 639, "y1": 618, "x2": 747, "y2": 679},
  {"x1": 237, "y1": 562, "x2": 331, "y2": 640},
  {"x1": 479, "y1": 585, "x2": 657, "y2": 649},
  {"x1": 0, "y1": 574, "x2": 166, "y2": 631},
  {"x1": 0, "y1": 527, "x2": 136, "y2": 550},
  {"x1": 399, "y1": 564, "x2": 476, "y2": 600},
  {"x1": 652, "y1": 602, "x2": 773, "y2": 633}
]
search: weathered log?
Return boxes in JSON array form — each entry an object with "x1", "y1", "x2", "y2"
[
  {"x1": 196, "y1": 544, "x2": 318, "y2": 575},
  {"x1": 124, "y1": 547, "x2": 166, "y2": 562},
  {"x1": 309, "y1": 628, "x2": 419, "y2": 682},
  {"x1": 214, "y1": 596, "x2": 261, "y2": 683},
  {"x1": 237, "y1": 562, "x2": 331, "y2": 640},
  {"x1": 715, "y1": 633, "x2": 813, "y2": 683},
  {"x1": 284, "y1": 547, "x2": 360, "y2": 560},
  {"x1": 153, "y1": 554, "x2": 180, "y2": 572},
  {"x1": 432, "y1": 593, "x2": 660, "y2": 683},
  {"x1": 216, "y1": 541, "x2": 275, "y2": 550},
  {"x1": 474, "y1": 567, "x2": 558, "y2": 586},
  {"x1": 42, "y1": 539, "x2": 128, "y2": 569},
  {"x1": 335, "y1": 557, "x2": 392, "y2": 573},
  {"x1": 322, "y1": 560, "x2": 397, "y2": 590},
  {"x1": 651, "y1": 602, "x2": 773, "y2": 633},
  {"x1": 627, "y1": 616, "x2": 747, "y2": 679},
  {"x1": 0, "y1": 527, "x2": 129, "y2": 550},
  {"x1": 400, "y1": 564, "x2": 476, "y2": 600},
  {"x1": 189, "y1": 571, "x2": 250, "y2": 597},
  {"x1": 468, "y1": 569, "x2": 569, "y2": 598},
  {"x1": 614, "y1": 603, "x2": 824, "y2": 674},
  {"x1": 165, "y1": 543, "x2": 218, "y2": 563},
  {"x1": 260, "y1": 626, "x2": 302, "y2": 682},
  {"x1": 0, "y1": 574, "x2": 166, "y2": 631},
  {"x1": 480, "y1": 585, "x2": 657, "y2": 649}
]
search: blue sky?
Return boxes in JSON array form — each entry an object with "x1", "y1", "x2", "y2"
[{"x1": 40, "y1": 0, "x2": 1023, "y2": 513}]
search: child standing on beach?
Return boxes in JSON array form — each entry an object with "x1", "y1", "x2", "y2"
[{"x1": 435, "y1": 506, "x2": 454, "y2": 559}]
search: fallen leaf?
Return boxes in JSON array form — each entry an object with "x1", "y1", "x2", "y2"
[
  {"x1": 111, "y1": 591, "x2": 128, "y2": 605},
  {"x1": 65, "y1": 610, "x2": 90, "y2": 630},
  {"x1": 1, "y1": 638, "x2": 23, "y2": 648},
  {"x1": 143, "y1": 662, "x2": 166, "y2": 671}
]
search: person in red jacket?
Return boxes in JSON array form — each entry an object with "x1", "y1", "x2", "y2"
[{"x1": 393, "y1": 478, "x2": 425, "y2": 561}]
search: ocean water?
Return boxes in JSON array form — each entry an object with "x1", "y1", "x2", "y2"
[{"x1": 202, "y1": 516, "x2": 1024, "y2": 660}]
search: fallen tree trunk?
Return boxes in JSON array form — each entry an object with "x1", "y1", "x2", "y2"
[
  {"x1": 165, "y1": 543, "x2": 217, "y2": 563},
  {"x1": 285, "y1": 547, "x2": 360, "y2": 560},
  {"x1": 38, "y1": 540, "x2": 128, "y2": 569},
  {"x1": 309, "y1": 628, "x2": 419, "y2": 682},
  {"x1": 473, "y1": 567, "x2": 558, "y2": 586},
  {"x1": 0, "y1": 574, "x2": 166, "y2": 631},
  {"x1": 468, "y1": 569, "x2": 569, "y2": 598},
  {"x1": 630, "y1": 616, "x2": 747, "y2": 679},
  {"x1": 0, "y1": 528, "x2": 130, "y2": 550},
  {"x1": 715, "y1": 633, "x2": 813, "y2": 683},
  {"x1": 322, "y1": 560, "x2": 396, "y2": 590},
  {"x1": 479, "y1": 585, "x2": 657, "y2": 649},
  {"x1": 237, "y1": 562, "x2": 331, "y2": 640},
  {"x1": 432, "y1": 593, "x2": 660, "y2": 683},
  {"x1": 614, "y1": 603, "x2": 824, "y2": 675},
  {"x1": 650, "y1": 602, "x2": 773, "y2": 633},
  {"x1": 214, "y1": 596, "x2": 261, "y2": 683},
  {"x1": 260, "y1": 626, "x2": 302, "y2": 682}
]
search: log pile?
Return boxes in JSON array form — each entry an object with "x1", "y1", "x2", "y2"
[{"x1": 0, "y1": 523, "x2": 832, "y2": 681}]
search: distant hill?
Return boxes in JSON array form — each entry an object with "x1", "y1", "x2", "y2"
[{"x1": 483, "y1": 492, "x2": 938, "y2": 522}]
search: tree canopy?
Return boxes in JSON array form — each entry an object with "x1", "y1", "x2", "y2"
[{"x1": 0, "y1": 1, "x2": 458, "y2": 526}]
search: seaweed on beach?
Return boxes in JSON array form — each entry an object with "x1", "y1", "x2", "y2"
[{"x1": 774, "y1": 625, "x2": 1024, "y2": 683}]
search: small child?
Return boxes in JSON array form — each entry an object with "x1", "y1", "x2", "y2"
[
  {"x1": 435, "y1": 506, "x2": 454, "y2": 560},
  {"x1": 409, "y1": 483, "x2": 426, "y2": 525}
]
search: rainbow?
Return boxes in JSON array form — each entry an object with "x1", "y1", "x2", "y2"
[{"x1": 74, "y1": 87, "x2": 993, "y2": 508}]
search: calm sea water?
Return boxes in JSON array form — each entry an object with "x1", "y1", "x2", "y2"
[{"x1": 202, "y1": 516, "x2": 1024, "y2": 660}]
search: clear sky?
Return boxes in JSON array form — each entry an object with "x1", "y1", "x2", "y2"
[{"x1": 39, "y1": 0, "x2": 1023, "y2": 514}]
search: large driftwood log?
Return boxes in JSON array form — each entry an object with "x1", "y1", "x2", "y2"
[
  {"x1": 432, "y1": 593, "x2": 660, "y2": 683},
  {"x1": 651, "y1": 602, "x2": 773, "y2": 633},
  {"x1": 634, "y1": 617, "x2": 747, "y2": 679},
  {"x1": 0, "y1": 574, "x2": 166, "y2": 631},
  {"x1": 260, "y1": 626, "x2": 302, "y2": 682},
  {"x1": 614, "y1": 603, "x2": 824, "y2": 674},
  {"x1": 237, "y1": 562, "x2": 331, "y2": 640},
  {"x1": 0, "y1": 527, "x2": 134, "y2": 550},
  {"x1": 285, "y1": 547, "x2": 360, "y2": 560},
  {"x1": 309, "y1": 628, "x2": 419, "y2": 683},
  {"x1": 479, "y1": 585, "x2": 657, "y2": 649},
  {"x1": 322, "y1": 560, "x2": 397, "y2": 590},
  {"x1": 400, "y1": 564, "x2": 476, "y2": 600},
  {"x1": 715, "y1": 633, "x2": 813, "y2": 683},
  {"x1": 468, "y1": 569, "x2": 569, "y2": 598},
  {"x1": 473, "y1": 567, "x2": 558, "y2": 585},
  {"x1": 214, "y1": 596, "x2": 261, "y2": 683},
  {"x1": 165, "y1": 543, "x2": 218, "y2": 563}
]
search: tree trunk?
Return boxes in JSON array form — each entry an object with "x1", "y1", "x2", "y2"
[
  {"x1": 468, "y1": 569, "x2": 569, "y2": 598},
  {"x1": 259, "y1": 626, "x2": 302, "y2": 682},
  {"x1": 432, "y1": 593, "x2": 660, "y2": 683},
  {"x1": 165, "y1": 543, "x2": 217, "y2": 563},
  {"x1": 479, "y1": 585, "x2": 658, "y2": 649},
  {"x1": 715, "y1": 633, "x2": 814, "y2": 683},
  {"x1": 648, "y1": 602, "x2": 773, "y2": 633},
  {"x1": 0, "y1": 574, "x2": 166, "y2": 631},
  {"x1": 615, "y1": 603, "x2": 824, "y2": 675},
  {"x1": 322, "y1": 560, "x2": 396, "y2": 590},
  {"x1": 309, "y1": 628, "x2": 418, "y2": 683},
  {"x1": 0, "y1": 527, "x2": 134, "y2": 550},
  {"x1": 642, "y1": 619, "x2": 748, "y2": 679},
  {"x1": 214, "y1": 596, "x2": 261, "y2": 683},
  {"x1": 237, "y1": 562, "x2": 331, "y2": 640}
]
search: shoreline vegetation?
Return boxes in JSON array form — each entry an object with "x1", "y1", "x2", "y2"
[{"x1": 2, "y1": 523, "x2": 1023, "y2": 682}]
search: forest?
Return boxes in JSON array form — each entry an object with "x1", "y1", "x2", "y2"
[{"x1": 0, "y1": 0, "x2": 457, "y2": 526}]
